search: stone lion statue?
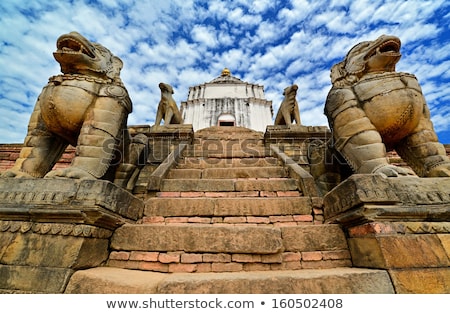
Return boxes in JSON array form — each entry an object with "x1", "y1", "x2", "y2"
[
  {"x1": 322, "y1": 34, "x2": 450, "y2": 181},
  {"x1": 274, "y1": 84, "x2": 301, "y2": 125},
  {"x1": 2, "y1": 31, "x2": 147, "y2": 188},
  {"x1": 154, "y1": 82, "x2": 183, "y2": 125}
]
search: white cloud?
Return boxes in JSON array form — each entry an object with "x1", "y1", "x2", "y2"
[{"x1": 0, "y1": 0, "x2": 449, "y2": 144}]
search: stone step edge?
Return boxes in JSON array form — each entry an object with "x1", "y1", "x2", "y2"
[
  {"x1": 160, "y1": 178, "x2": 300, "y2": 192},
  {"x1": 65, "y1": 267, "x2": 395, "y2": 294},
  {"x1": 141, "y1": 216, "x2": 319, "y2": 225},
  {"x1": 111, "y1": 224, "x2": 347, "y2": 255},
  {"x1": 155, "y1": 190, "x2": 302, "y2": 198},
  {"x1": 145, "y1": 196, "x2": 315, "y2": 217},
  {"x1": 107, "y1": 249, "x2": 352, "y2": 273},
  {"x1": 167, "y1": 166, "x2": 288, "y2": 179}
]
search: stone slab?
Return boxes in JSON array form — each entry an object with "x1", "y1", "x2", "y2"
[
  {"x1": 0, "y1": 231, "x2": 109, "y2": 268},
  {"x1": 323, "y1": 175, "x2": 450, "y2": 225},
  {"x1": 234, "y1": 178, "x2": 298, "y2": 192},
  {"x1": 65, "y1": 267, "x2": 168, "y2": 294},
  {"x1": 0, "y1": 264, "x2": 74, "y2": 293},
  {"x1": 214, "y1": 197, "x2": 312, "y2": 216},
  {"x1": 145, "y1": 197, "x2": 312, "y2": 217},
  {"x1": 111, "y1": 224, "x2": 283, "y2": 254},
  {"x1": 348, "y1": 234, "x2": 450, "y2": 269},
  {"x1": 281, "y1": 225, "x2": 349, "y2": 252},
  {"x1": 388, "y1": 268, "x2": 450, "y2": 293},
  {"x1": 176, "y1": 157, "x2": 279, "y2": 169},
  {"x1": 65, "y1": 266, "x2": 394, "y2": 294},
  {"x1": 0, "y1": 178, "x2": 144, "y2": 227},
  {"x1": 161, "y1": 179, "x2": 236, "y2": 192},
  {"x1": 202, "y1": 166, "x2": 287, "y2": 179}
]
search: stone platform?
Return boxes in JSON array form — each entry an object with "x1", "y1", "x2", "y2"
[
  {"x1": 323, "y1": 175, "x2": 450, "y2": 293},
  {"x1": 0, "y1": 178, "x2": 144, "y2": 293}
]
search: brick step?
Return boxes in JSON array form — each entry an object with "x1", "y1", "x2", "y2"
[
  {"x1": 176, "y1": 157, "x2": 281, "y2": 169},
  {"x1": 145, "y1": 197, "x2": 312, "y2": 218},
  {"x1": 66, "y1": 267, "x2": 395, "y2": 293},
  {"x1": 167, "y1": 166, "x2": 288, "y2": 179},
  {"x1": 160, "y1": 178, "x2": 299, "y2": 192},
  {"x1": 110, "y1": 224, "x2": 348, "y2": 255}
]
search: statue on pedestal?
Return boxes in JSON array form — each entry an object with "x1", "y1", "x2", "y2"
[
  {"x1": 274, "y1": 84, "x2": 301, "y2": 126},
  {"x1": 154, "y1": 82, "x2": 183, "y2": 125},
  {"x1": 321, "y1": 34, "x2": 450, "y2": 180},
  {"x1": 2, "y1": 31, "x2": 146, "y2": 187}
]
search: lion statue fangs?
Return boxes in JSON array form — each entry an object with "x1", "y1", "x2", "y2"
[
  {"x1": 2, "y1": 31, "x2": 147, "y2": 189},
  {"x1": 320, "y1": 34, "x2": 450, "y2": 185}
]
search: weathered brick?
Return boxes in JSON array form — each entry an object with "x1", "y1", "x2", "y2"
[
  {"x1": 223, "y1": 217, "x2": 247, "y2": 224},
  {"x1": 142, "y1": 216, "x2": 165, "y2": 224},
  {"x1": 196, "y1": 263, "x2": 212, "y2": 273},
  {"x1": 205, "y1": 192, "x2": 234, "y2": 197},
  {"x1": 260, "y1": 191, "x2": 277, "y2": 197},
  {"x1": 269, "y1": 215, "x2": 293, "y2": 223},
  {"x1": 235, "y1": 191, "x2": 259, "y2": 197},
  {"x1": 282, "y1": 261, "x2": 302, "y2": 270},
  {"x1": 232, "y1": 254, "x2": 262, "y2": 263},
  {"x1": 202, "y1": 253, "x2": 231, "y2": 263},
  {"x1": 277, "y1": 191, "x2": 301, "y2": 197},
  {"x1": 180, "y1": 192, "x2": 205, "y2": 197},
  {"x1": 109, "y1": 251, "x2": 130, "y2": 261},
  {"x1": 322, "y1": 250, "x2": 351, "y2": 260},
  {"x1": 247, "y1": 216, "x2": 270, "y2": 224},
  {"x1": 261, "y1": 253, "x2": 283, "y2": 263},
  {"x1": 293, "y1": 215, "x2": 313, "y2": 222},
  {"x1": 159, "y1": 252, "x2": 181, "y2": 263},
  {"x1": 165, "y1": 217, "x2": 189, "y2": 223},
  {"x1": 188, "y1": 217, "x2": 211, "y2": 224},
  {"x1": 130, "y1": 251, "x2": 159, "y2": 262},
  {"x1": 282, "y1": 252, "x2": 301, "y2": 262},
  {"x1": 181, "y1": 253, "x2": 203, "y2": 263},
  {"x1": 302, "y1": 251, "x2": 323, "y2": 261},
  {"x1": 139, "y1": 261, "x2": 169, "y2": 272}
]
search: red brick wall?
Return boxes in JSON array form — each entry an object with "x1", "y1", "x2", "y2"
[{"x1": 0, "y1": 144, "x2": 75, "y2": 173}]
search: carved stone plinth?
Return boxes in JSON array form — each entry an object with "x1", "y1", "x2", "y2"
[
  {"x1": 324, "y1": 174, "x2": 450, "y2": 225},
  {"x1": 148, "y1": 124, "x2": 194, "y2": 163},
  {"x1": 265, "y1": 125, "x2": 330, "y2": 142},
  {"x1": 324, "y1": 175, "x2": 450, "y2": 293},
  {"x1": 264, "y1": 125, "x2": 330, "y2": 166},
  {"x1": 0, "y1": 178, "x2": 144, "y2": 293}
]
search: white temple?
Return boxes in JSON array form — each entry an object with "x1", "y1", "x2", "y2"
[{"x1": 180, "y1": 68, "x2": 273, "y2": 132}]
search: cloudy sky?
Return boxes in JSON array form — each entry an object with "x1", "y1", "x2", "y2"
[{"x1": 1, "y1": 0, "x2": 449, "y2": 144}]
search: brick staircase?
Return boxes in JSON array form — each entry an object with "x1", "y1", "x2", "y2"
[{"x1": 65, "y1": 127, "x2": 395, "y2": 293}]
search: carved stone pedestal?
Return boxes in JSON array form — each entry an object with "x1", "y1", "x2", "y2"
[
  {"x1": 324, "y1": 175, "x2": 450, "y2": 293},
  {"x1": 264, "y1": 125, "x2": 330, "y2": 165},
  {"x1": 0, "y1": 178, "x2": 143, "y2": 293},
  {"x1": 148, "y1": 124, "x2": 194, "y2": 163}
]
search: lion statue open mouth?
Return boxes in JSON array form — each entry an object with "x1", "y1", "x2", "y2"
[
  {"x1": 2, "y1": 32, "x2": 146, "y2": 189},
  {"x1": 312, "y1": 34, "x2": 450, "y2": 194}
]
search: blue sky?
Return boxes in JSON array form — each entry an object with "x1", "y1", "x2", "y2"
[{"x1": 1, "y1": 0, "x2": 449, "y2": 144}]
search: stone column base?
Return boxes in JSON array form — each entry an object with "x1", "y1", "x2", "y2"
[
  {"x1": 0, "y1": 178, "x2": 143, "y2": 293},
  {"x1": 323, "y1": 175, "x2": 450, "y2": 293}
]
